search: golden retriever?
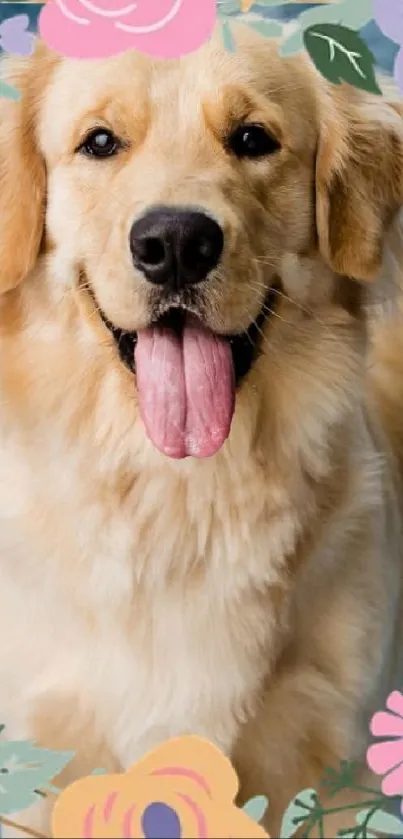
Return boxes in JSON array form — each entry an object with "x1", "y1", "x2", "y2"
[{"x1": 1, "y1": 24, "x2": 403, "y2": 836}]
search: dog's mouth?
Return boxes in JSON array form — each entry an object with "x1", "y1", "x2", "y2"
[{"x1": 97, "y1": 286, "x2": 278, "y2": 460}]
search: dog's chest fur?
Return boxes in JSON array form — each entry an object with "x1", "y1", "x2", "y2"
[{"x1": 0, "y1": 389, "x2": 295, "y2": 766}]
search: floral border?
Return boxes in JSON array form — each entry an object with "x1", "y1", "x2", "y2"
[
  {"x1": 0, "y1": 0, "x2": 402, "y2": 99},
  {"x1": 2, "y1": 690, "x2": 403, "y2": 837}
]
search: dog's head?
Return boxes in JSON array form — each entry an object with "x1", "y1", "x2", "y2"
[{"x1": 1, "y1": 28, "x2": 403, "y2": 460}]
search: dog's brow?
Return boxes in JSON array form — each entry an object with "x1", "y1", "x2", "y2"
[{"x1": 203, "y1": 85, "x2": 259, "y2": 136}]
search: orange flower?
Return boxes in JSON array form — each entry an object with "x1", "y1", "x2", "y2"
[{"x1": 51, "y1": 735, "x2": 269, "y2": 838}]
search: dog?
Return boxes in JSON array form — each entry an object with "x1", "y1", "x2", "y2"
[{"x1": 1, "y1": 24, "x2": 403, "y2": 836}]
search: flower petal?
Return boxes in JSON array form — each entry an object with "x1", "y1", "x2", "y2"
[
  {"x1": 39, "y1": 0, "x2": 216, "y2": 60},
  {"x1": 0, "y1": 14, "x2": 34, "y2": 56},
  {"x1": 387, "y1": 692, "x2": 403, "y2": 718},
  {"x1": 371, "y1": 710, "x2": 403, "y2": 739},
  {"x1": 373, "y1": 0, "x2": 403, "y2": 45},
  {"x1": 0, "y1": 14, "x2": 29, "y2": 35},
  {"x1": 367, "y1": 738, "x2": 403, "y2": 776},
  {"x1": 381, "y1": 762, "x2": 403, "y2": 797}
]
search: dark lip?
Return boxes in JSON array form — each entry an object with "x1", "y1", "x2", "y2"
[{"x1": 96, "y1": 286, "x2": 279, "y2": 385}]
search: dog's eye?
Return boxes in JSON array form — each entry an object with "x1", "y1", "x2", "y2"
[
  {"x1": 227, "y1": 124, "x2": 280, "y2": 159},
  {"x1": 79, "y1": 129, "x2": 120, "y2": 158}
]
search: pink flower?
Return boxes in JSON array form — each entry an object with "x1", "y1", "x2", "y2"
[
  {"x1": 367, "y1": 691, "x2": 403, "y2": 806},
  {"x1": 38, "y1": 0, "x2": 217, "y2": 60}
]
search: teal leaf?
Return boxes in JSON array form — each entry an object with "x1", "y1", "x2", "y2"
[
  {"x1": 336, "y1": 831, "x2": 377, "y2": 838},
  {"x1": 0, "y1": 740, "x2": 74, "y2": 815},
  {"x1": 356, "y1": 808, "x2": 403, "y2": 836},
  {"x1": 280, "y1": 0, "x2": 373, "y2": 58},
  {"x1": 280, "y1": 28, "x2": 304, "y2": 57},
  {"x1": 280, "y1": 788, "x2": 319, "y2": 839},
  {"x1": 246, "y1": 19, "x2": 283, "y2": 39},
  {"x1": 252, "y1": 0, "x2": 290, "y2": 5},
  {"x1": 91, "y1": 768, "x2": 108, "y2": 775},
  {"x1": 335, "y1": 0, "x2": 373, "y2": 29},
  {"x1": 222, "y1": 20, "x2": 236, "y2": 53},
  {"x1": 43, "y1": 782, "x2": 61, "y2": 795},
  {"x1": 303, "y1": 24, "x2": 381, "y2": 95},
  {"x1": 293, "y1": 0, "x2": 372, "y2": 33},
  {"x1": 0, "y1": 79, "x2": 20, "y2": 100},
  {"x1": 242, "y1": 795, "x2": 269, "y2": 823},
  {"x1": 216, "y1": 0, "x2": 241, "y2": 19}
]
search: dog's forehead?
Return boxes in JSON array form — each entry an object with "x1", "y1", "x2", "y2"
[
  {"x1": 46, "y1": 26, "x2": 315, "y2": 117},
  {"x1": 149, "y1": 32, "x2": 287, "y2": 97}
]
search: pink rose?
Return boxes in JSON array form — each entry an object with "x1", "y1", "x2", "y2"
[{"x1": 38, "y1": 0, "x2": 217, "y2": 60}]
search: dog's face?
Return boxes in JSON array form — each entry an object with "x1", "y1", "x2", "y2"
[
  {"x1": 1, "y1": 28, "x2": 403, "y2": 460},
  {"x1": 40, "y1": 34, "x2": 317, "y2": 337}
]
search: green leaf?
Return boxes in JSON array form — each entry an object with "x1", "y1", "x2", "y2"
[
  {"x1": 280, "y1": 788, "x2": 319, "y2": 839},
  {"x1": 356, "y1": 808, "x2": 403, "y2": 836},
  {"x1": 0, "y1": 79, "x2": 20, "y2": 100},
  {"x1": 321, "y1": 761, "x2": 361, "y2": 798},
  {"x1": 91, "y1": 768, "x2": 108, "y2": 775},
  {"x1": 246, "y1": 18, "x2": 283, "y2": 39},
  {"x1": 242, "y1": 796, "x2": 269, "y2": 823},
  {"x1": 222, "y1": 20, "x2": 237, "y2": 52},
  {"x1": 0, "y1": 740, "x2": 74, "y2": 815},
  {"x1": 303, "y1": 24, "x2": 381, "y2": 95}
]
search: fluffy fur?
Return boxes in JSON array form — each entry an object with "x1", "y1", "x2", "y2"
[{"x1": 1, "y1": 26, "x2": 403, "y2": 836}]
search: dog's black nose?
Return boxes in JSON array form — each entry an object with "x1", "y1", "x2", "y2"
[{"x1": 129, "y1": 207, "x2": 224, "y2": 287}]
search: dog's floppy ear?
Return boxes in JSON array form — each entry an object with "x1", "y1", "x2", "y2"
[
  {"x1": 0, "y1": 53, "x2": 49, "y2": 293},
  {"x1": 316, "y1": 87, "x2": 403, "y2": 281}
]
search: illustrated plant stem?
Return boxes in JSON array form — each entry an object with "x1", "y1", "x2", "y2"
[
  {"x1": 322, "y1": 797, "x2": 382, "y2": 815},
  {"x1": 0, "y1": 815, "x2": 48, "y2": 839},
  {"x1": 296, "y1": 796, "x2": 387, "y2": 838},
  {"x1": 346, "y1": 782, "x2": 386, "y2": 798},
  {"x1": 357, "y1": 805, "x2": 380, "y2": 839},
  {"x1": 317, "y1": 814, "x2": 325, "y2": 839}
]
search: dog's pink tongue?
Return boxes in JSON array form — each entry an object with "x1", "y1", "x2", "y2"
[{"x1": 135, "y1": 318, "x2": 235, "y2": 459}]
